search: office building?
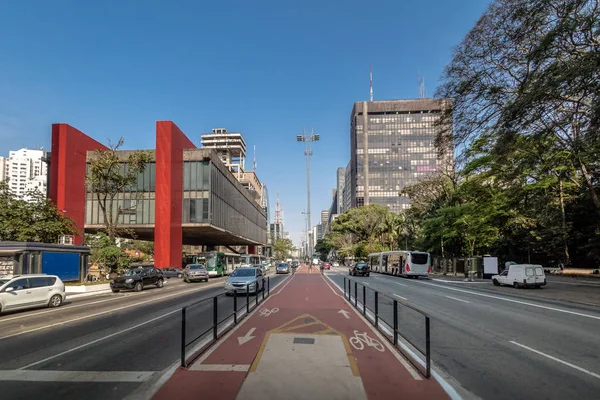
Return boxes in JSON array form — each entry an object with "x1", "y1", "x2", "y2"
[
  {"x1": 320, "y1": 210, "x2": 329, "y2": 226},
  {"x1": 342, "y1": 160, "x2": 351, "y2": 213},
  {"x1": 336, "y1": 167, "x2": 345, "y2": 215},
  {"x1": 349, "y1": 99, "x2": 451, "y2": 213},
  {"x1": 2, "y1": 148, "x2": 48, "y2": 200}
]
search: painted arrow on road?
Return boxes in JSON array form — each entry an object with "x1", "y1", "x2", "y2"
[
  {"x1": 338, "y1": 310, "x2": 350, "y2": 319},
  {"x1": 238, "y1": 328, "x2": 256, "y2": 345}
]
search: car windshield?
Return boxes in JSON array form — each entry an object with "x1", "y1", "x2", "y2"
[
  {"x1": 277, "y1": 263, "x2": 287, "y2": 268},
  {"x1": 123, "y1": 269, "x2": 142, "y2": 276},
  {"x1": 189, "y1": 264, "x2": 205, "y2": 270},
  {"x1": 231, "y1": 268, "x2": 256, "y2": 277},
  {"x1": 0, "y1": 278, "x2": 11, "y2": 285},
  {"x1": 356, "y1": 263, "x2": 368, "y2": 269},
  {"x1": 251, "y1": 264, "x2": 263, "y2": 269}
]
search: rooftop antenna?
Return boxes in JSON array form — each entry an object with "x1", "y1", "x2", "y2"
[
  {"x1": 418, "y1": 72, "x2": 427, "y2": 99},
  {"x1": 370, "y1": 64, "x2": 373, "y2": 101},
  {"x1": 253, "y1": 145, "x2": 257, "y2": 171}
]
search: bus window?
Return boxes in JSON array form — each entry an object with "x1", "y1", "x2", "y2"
[{"x1": 411, "y1": 253, "x2": 429, "y2": 265}]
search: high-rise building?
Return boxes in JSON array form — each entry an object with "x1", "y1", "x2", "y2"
[
  {"x1": 320, "y1": 210, "x2": 329, "y2": 226},
  {"x1": 0, "y1": 156, "x2": 7, "y2": 182},
  {"x1": 336, "y1": 167, "x2": 345, "y2": 215},
  {"x1": 201, "y1": 128, "x2": 246, "y2": 175},
  {"x1": 342, "y1": 160, "x2": 351, "y2": 213},
  {"x1": 3, "y1": 148, "x2": 48, "y2": 200},
  {"x1": 349, "y1": 99, "x2": 451, "y2": 213}
]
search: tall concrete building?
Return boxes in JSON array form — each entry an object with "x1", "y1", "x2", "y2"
[
  {"x1": 336, "y1": 167, "x2": 345, "y2": 215},
  {"x1": 320, "y1": 210, "x2": 329, "y2": 226},
  {"x1": 2, "y1": 148, "x2": 48, "y2": 200},
  {"x1": 0, "y1": 156, "x2": 7, "y2": 182},
  {"x1": 201, "y1": 128, "x2": 246, "y2": 175},
  {"x1": 342, "y1": 160, "x2": 351, "y2": 213},
  {"x1": 349, "y1": 99, "x2": 451, "y2": 213}
]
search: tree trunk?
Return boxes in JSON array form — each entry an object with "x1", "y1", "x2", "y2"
[
  {"x1": 558, "y1": 177, "x2": 570, "y2": 266},
  {"x1": 578, "y1": 158, "x2": 600, "y2": 212},
  {"x1": 441, "y1": 237, "x2": 445, "y2": 259}
]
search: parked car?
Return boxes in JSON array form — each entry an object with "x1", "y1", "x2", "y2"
[
  {"x1": 110, "y1": 266, "x2": 165, "y2": 292},
  {"x1": 183, "y1": 264, "x2": 209, "y2": 283},
  {"x1": 162, "y1": 267, "x2": 184, "y2": 279},
  {"x1": 349, "y1": 263, "x2": 370, "y2": 277},
  {"x1": 276, "y1": 262, "x2": 291, "y2": 274},
  {"x1": 224, "y1": 267, "x2": 265, "y2": 295},
  {"x1": 0, "y1": 274, "x2": 66, "y2": 313},
  {"x1": 492, "y1": 264, "x2": 546, "y2": 288},
  {"x1": 322, "y1": 263, "x2": 331, "y2": 270}
]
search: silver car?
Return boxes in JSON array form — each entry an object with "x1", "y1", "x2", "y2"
[
  {"x1": 183, "y1": 264, "x2": 209, "y2": 283},
  {"x1": 224, "y1": 267, "x2": 264, "y2": 295},
  {"x1": 276, "y1": 263, "x2": 290, "y2": 274},
  {"x1": 0, "y1": 274, "x2": 66, "y2": 313}
]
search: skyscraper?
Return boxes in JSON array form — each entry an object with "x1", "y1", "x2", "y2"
[
  {"x1": 320, "y1": 210, "x2": 329, "y2": 226},
  {"x1": 349, "y1": 99, "x2": 451, "y2": 213},
  {"x1": 2, "y1": 148, "x2": 48, "y2": 200}
]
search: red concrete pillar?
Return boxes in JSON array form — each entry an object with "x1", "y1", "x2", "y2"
[
  {"x1": 247, "y1": 245, "x2": 257, "y2": 255},
  {"x1": 50, "y1": 124, "x2": 107, "y2": 244},
  {"x1": 154, "y1": 121, "x2": 196, "y2": 268}
]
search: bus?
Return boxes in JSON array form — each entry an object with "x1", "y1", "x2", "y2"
[
  {"x1": 368, "y1": 251, "x2": 431, "y2": 278},
  {"x1": 182, "y1": 251, "x2": 241, "y2": 277},
  {"x1": 240, "y1": 254, "x2": 266, "y2": 268}
]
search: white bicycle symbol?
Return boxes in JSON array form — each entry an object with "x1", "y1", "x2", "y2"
[
  {"x1": 349, "y1": 330, "x2": 385, "y2": 352},
  {"x1": 259, "y1": 307, "x2": 279, "y2": 317}
]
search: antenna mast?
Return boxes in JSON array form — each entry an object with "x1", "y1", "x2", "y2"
[
  {"x1": 253, "y1": 145, "x2": 257, "y2": 170},
  {"x1": 369, "y1": 64, "x2": 373, "y2": 101},
  {"x1": 418, "y1": 73, "x2": 427, "y2": 99}
]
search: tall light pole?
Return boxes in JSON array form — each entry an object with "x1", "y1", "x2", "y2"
[{"x1": 297, "y1": 129, "x2": 319, "y2": 258}]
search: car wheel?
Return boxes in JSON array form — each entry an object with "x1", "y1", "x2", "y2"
[
  {"x1": 178, "y1": 273, "x2": 183, "y2": 278},
  {"x1": 366, "y1": 273, "x2": 370, "y2": 277},
  {"x1": 493, "y1": 279, "x2": 499, "y2": 286},
  {"x1": 111, "y1": 289, "x2": 120, "y2": 293},
  {"x1": 513, "y1": 282, "x2": 519, "y2": 289},
  {"x1": 48, "y1": 294, "x2": 63, "y2": 308},
  {"x1": 184, "y1": 278, "x2": 189, "y2": 283},
  {"x1": 156, "y1": 279, "x2": 164, "y2": 288},
  {"x1": 204, "y1": 279, "x2": 208, "y2": 282},
  {"x1": 134, "y1": 282, "x2": 143, "y2": 292}
]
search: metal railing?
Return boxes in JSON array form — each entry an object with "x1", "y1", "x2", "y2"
[
  {"x1": 343, "y1": 276, "x2": 431, "y2": 378},
  {"x1": 180, "y1": 276, "x2": 270, "y2": 368}
]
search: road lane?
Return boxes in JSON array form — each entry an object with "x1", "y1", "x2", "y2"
[
  {"x1": 0, "y1": 272, "x2": 290, "y2": 400},
  {"x1": 326, "y1": 269, "x2": 600, "y2": 400}
]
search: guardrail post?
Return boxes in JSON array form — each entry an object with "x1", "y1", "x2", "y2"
[
  {"x1": 262, "y1": 278, "x2": 265, "y2": 301},
  {"x1": 267, "y1": 277, "x2": 270, "y2": 296},
  {"x1": 426, "y1": 316, "x2": 431, "y2": 378},
  {"x1": 374, "y1": 291, "x2": 379, "y2": 327},
  {"x1": 354, "y1": 281, "x2": 358, "y2": 308},
  {"x1": 234, "y1": 292, "x2": 238, "y2": 324},
  {"x1": 393, "y1": 300, "x2": 398, "y2": 345},
  {"x1": 256, "y1": 284, "x2": 259, "y2": 307},
  {"x1": 246, "y1": 285, "x2": 250, "y2": 313},
  {"x1": 343, "y1": 278, "x2": 346, "y2": 298},
  {"x1": 181, "y1": 307, "x2": 186, "y2": 367},
  {"x1": 362, "y1": 286, "x2": 366, "y2": 315},
  {"x1": 213, "y1": 297, "x2": 218, "y2": 340}
]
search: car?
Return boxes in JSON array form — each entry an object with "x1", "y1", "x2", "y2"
[
  {"x1": 349, "y1": 263, "x2": 370, "y2": 277},
  {"x1": 492, "y1": 264, "x2": 546, "y2": 288},
  {"x1": 251, "y1": 264, "x2": 267, "y2": 274},
  {"x1": 322, "y1": 263, "x2": 331, "y2": 270},
  {"x1": 291, "y1": 260, "x2": 299, "y2": 269},
  {"x1": 276, "y1": 262, "x2": 291, "y2": 274},
  {"x1": 183, "y1": 264, "x2": 209, "y2": 283},
  {"x1": 110, "y1": 266, "x2": 165, "y2": 292},
  {"x1": 0, "y1": 274, "x2": 66, "y2": 313},
  {"x1": 162, "y1": 267, "x2": 184, "y2": 279},
  {"x1": 332, "y1": 262, "x2": 340, "y2": 267},
  {"x1": 224, "y1": 267, "x2": 265, "y2": 295}
]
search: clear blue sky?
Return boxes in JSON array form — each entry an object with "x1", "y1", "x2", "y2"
[{"x1": 0, "y1": 0, "x2": 490, "y2": 246}]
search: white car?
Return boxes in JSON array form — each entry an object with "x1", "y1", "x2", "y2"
[
  {"x1": 332, "y1": 262, "x2": 340, "y2": 267},
  {"x1": 492, "y1": 264, "x2": 546, "y2": 288},
  {"x1": 0, "y1": 274, "x2": 66, "y2": 313}
]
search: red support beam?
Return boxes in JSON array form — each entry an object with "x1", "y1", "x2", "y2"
[
  {"x1": 154, "y1": 121, "x2": 196, "y2": 268},
  {"x1": 50, "y1": 124, "x2": 107, "y2": 245}
]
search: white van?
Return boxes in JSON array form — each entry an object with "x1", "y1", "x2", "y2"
[{"x1": 492, "y1": 264, "x2": 546, "y2": 288}]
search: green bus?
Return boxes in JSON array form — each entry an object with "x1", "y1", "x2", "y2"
[{"x1": 182, "y1": 251, "x2": 240, "y2": 277}]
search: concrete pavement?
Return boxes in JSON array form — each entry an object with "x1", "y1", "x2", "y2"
[
  {"x1": 153, "y1": 265, "x2": 451, "y2": 400},
  {"x1": 0, "y1": 272, "x2": 289, "y2": 400},
  {"x1": 326, "y1": 268, "x2": 600, "y2": 400}
]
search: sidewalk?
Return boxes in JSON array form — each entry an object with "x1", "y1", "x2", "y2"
[{"x1": 152, "y1": 266, "x2": 451, "y2": 400}]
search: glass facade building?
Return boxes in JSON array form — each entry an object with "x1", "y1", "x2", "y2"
[{"x1": 349, "y1": 99, "x2": 451, "y2": 214}]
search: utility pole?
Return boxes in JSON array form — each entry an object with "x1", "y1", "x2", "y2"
[{"x1": 297, "y1": 129, "x2": 319, "y2": 258}]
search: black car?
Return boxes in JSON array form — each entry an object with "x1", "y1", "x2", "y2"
[
  {"x1": 110, "y1": 266, "x2": 165, "y2": 293},
  {"x1": 349, "y1": 263, "x2": 370, "y2": 277}
]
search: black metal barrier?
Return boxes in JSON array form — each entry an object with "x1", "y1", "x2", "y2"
[
  {"x1": 343, "y1": 276, "x2": 431, "y2": 378},
  {"x1": 181, "y1": 276, "x2": 270, "y2": 368}
]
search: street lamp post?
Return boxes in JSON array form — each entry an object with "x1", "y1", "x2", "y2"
[{"x1": 297, "y1": 129, "x2": 319, "y2": 258}]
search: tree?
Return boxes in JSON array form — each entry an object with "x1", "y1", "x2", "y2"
[
  {"x1": 273, "y1": 238, "x2": 295, "y2": 260},
  {"x1": 0, "y1": 182, "x2": 78, "y2": 243},
  {"x1": 314, "y1": 239, "x2": 333, "y2": 261},
  {"x1": 86, "y1": 233, "x2": 132, "y2": 272},
  {"x1": 86, "y1": 138, "x2": 153, "y2": 242}
]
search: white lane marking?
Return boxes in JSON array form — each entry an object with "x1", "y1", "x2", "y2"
[
  {"x1": 510, "y1": 341, "x2": 600, "y2": 380},
  {"x1": 238, "y1": 327, "x2": 256, "y2": 345},
  {"x1": 0, "y1": 370, "x2": 154, "y2": 382},
  {"x1": 393, "y1": 294, "x2": 408, "y2": 301},
  {"x1": 394, "y1": 282, "x2": 407, "y2": 287},
  {"x1": 19, "y1": 309, "x2": 180, "y2": 370},
  {"x1": 338, "y1": 309, "x2": 350, "y2": 319},
  {"x1": 416, "y1": 281, "x2": 600, "y2": 321},
  {"x1": 444, "y1": 296, "x2": 470, "y2": 304},
  {"x1": 362, "y1": 282, "x2": 371, "y2": 286},
  {"x1": 191, "y1": 364, "x2": 250, "y2": 372},
  {"x1": 432, "y1": 279, "x2": 487, "y2": 284},
  {"x1": 320, "y1": 274, "x2": 422, "y2": 381}
]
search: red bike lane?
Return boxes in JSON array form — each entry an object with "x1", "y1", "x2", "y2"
[{"x1": 153, "y1": 266, "x2": 450, "y2": 400}]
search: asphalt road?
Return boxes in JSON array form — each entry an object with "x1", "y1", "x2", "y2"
[
  {"x1": 0, "y1": 271, "x2": 291, "y2": 400},
  {"x1": 326, "y1": 268, "x2": 600, "y2": 400}
]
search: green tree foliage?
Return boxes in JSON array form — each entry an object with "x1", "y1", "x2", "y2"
[
  {"x1": 314, "y1": 239, "x2": 332, "y2": 261},
  {"x1": 410, "y1": 0, "x2": 600, "y2": 266},
  {"x1": 86, "y1": 138, "x2": 153, "y2": 242},
  {"x1": 273, "y1": 238, "x2": 295, "y2": 260},
  {"x1": 86, "y1": 233, "x2": 132, "y2": 271},
  {"x1": 0, "y1": 182, "x2": 78, "y2": 243}
]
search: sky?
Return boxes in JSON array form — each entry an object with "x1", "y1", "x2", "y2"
[{"x1": 0, "y1": 0, "x2": 490, "y2": 247}]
